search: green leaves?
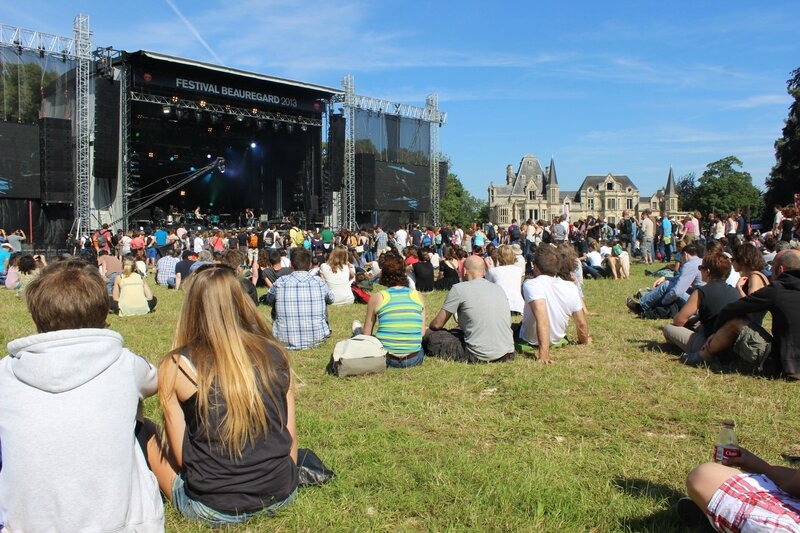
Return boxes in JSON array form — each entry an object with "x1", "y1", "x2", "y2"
[{"x1": 765, "y1": 67, "x2": 800, "y2": 217}]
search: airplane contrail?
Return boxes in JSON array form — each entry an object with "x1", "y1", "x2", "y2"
[{"x1": 163, "y1": 0, "x2": 224, "y2": 64}]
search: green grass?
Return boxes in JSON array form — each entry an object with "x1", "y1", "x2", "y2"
[{"x1": 2, "y1": 264, "x2": 798, "y2": 532}]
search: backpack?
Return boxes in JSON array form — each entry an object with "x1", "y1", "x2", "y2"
[
  {"x1": 434, "y1": 234, "x2": 442, "y2": 246},
  {"x1": 510, "y1": 226, "x2": 521, "y2": 242},
  {"x1": 263, "y1": 230, "x2": 275, "y2": 247},
  {"x1": 486, "y1": 225, "x2": 497, "y2": 241},
  {"x1": 326, "y1": 335, "x2": 386, "y2": 377},
  {"x1": 421, "y1": 233, "x2": 432, "y2": 247},
  {"x1": 293, "y1": 229, "x2": 304, "y2": 246},
  {"x1": 622, "y1": 218, "x2": 633, "y2": 236},
  {"x1": 542, "y1": 229, "x2": 552, "y2": 244},
  {"x1": 249, "y1": 233, "x2": 259, "y2": 248},
  {"x1": 93, "y1": 230, "x2": 108, "y2": 248},
  {"x1": 351, "y1": 284, "x2": 371, "y2": 304}
]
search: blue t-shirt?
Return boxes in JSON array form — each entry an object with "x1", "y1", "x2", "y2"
[
  {"x1": 154, "y1": 229, "x2": 168, "y2": 246},
  {"x1": 661, "y1": 218, "x2": 672, "y2": 237},
  {"x1": 0, "y1": 248, "x2": 11, "y2": 274}
]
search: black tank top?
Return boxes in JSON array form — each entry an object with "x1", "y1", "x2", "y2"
[
  {"x1": 697, "y1": 281, "x2": 740, "y2": 334},
  {"x1": 180, "y1": 344, "x2": 297, "y2": 514}
]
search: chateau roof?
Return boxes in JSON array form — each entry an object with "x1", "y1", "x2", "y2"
[
  {"x1": 547, "y1": 157, "x2": 558, "y2": 186},
  {"x1": 511, "y1": 155, "x2": 545, "y2": 196},
  {"x1": 665, "y1": 167, "x2": 678, "y2": 195}
]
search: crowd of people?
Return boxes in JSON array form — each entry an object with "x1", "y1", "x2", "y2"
[{"x1": 0, "y1": 202, "x2": 799, "y2": 531}]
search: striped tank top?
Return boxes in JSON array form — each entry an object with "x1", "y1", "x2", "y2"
[{"x1": 375, "y1": 287, "x2": 424, "y2": 355}]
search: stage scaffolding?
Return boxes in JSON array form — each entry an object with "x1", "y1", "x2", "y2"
[
  {"x1": 0, "y1": 15, "x2": 92, "y2": 239},
  {"x1": 334, "y1": 75, "x2": 447, "y2": 230}
]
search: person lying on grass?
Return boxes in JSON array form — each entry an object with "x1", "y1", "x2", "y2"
[
  {"x1": 0, "y1": 259, "x2": 164, "y2": 532},
  {"x1": 150, "y1": 264, "x2": 298, "y2": 527}
]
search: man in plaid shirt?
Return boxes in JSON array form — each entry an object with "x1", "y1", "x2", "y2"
[
  {"x1": 155, "y1": 249, "x2": 181, "y2": 288},
  {"x1": 266, "y1": 248, "x2": 334, "y2": 350}
]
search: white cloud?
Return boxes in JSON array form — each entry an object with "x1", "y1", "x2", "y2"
[{"x1": 729, "y1": 94, "x2": 790, "y2": 109}]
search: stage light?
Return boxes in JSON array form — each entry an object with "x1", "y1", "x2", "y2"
[
  {"x1": 171, "y1": 95, "x2": 179, "y2": 103},
  {"x1": 207, "y1": 127, "x2": 213, "y2": 133},
  {"x1": 179, "y1": 190, "x2": 186, "y2": 197},
  {"x1": 286, "y1": 124, "x2": 295, "y2": 134},
  {"x1": 190, "y1": 166, "x2": 196, "y2": 171},
  {"x1": 38, "y1": 47, "x2": 45, "y2": 58},
  {"x1": 199, "y1": 100, "x2": 207, "y2": 108},
  {"x1": 210, "y1": 113, "x2": 220, "y2": 124},
  {"x1": 301, "y1": 124, "x2": 308, "y2": 132},
  {"x1": 207, "y1": 154, "x2": 212, "y2": 159},
  {"x1": 169, "y1": 156, "x2": 175, "y2": 162},
  {"x1": 175, "y1": 108, "x2": 185, "y2": 120},
  {"x1": 256, "y1": 119, "x2": 266, "y2": 130},
  {"x1": 148, "y1": 152, "x2": 154, "y2": 158},
  {"x1": 162, "y1": 105, "x2": 171, "y2": 114},
  {"x1": 236, "y1": 115, "x2": 245, "y2": 122},
  {"x1": 272, "y1": 122, "x2": 280, "y2": 132},
  {"x1": 134, "y1": 131, "x2": 140, "y2": 138},
  {"x1": 250, "y1": 142, "x2": 256, "y2": 149},
  {"x1": 173, "y1": 154, "x2": 179, "y2": 160},
  {"x1": 194, "y1": 110, "x2": 203, "y2": 123},
  {"x1": 251, "y1": 108, "x2": 258, "y2": 114}
]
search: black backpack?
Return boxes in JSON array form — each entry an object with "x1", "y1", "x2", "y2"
[
  {"x1": 263, "y1": 231, "x2": 275, "y2": 247},
  {"x1": 486, "y1": 225, "x2": 497, "y2": 241},
  {"x1": 510, "y1": 226, "x2": 521, "y2": 242}
]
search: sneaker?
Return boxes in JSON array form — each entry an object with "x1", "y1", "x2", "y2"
[
  {"x1": 352, "y1": 320, "x2": 363, "y2": 336},
  {"x1": 626, "y1": 297, "x2": 643, "y2": 315},
  {"x1": 680, "y1": 352, "x2": 706, "y2": 366},
  {"x1": 644, "y1": 269, "x2": 654, "y2": 276},
  {"x1": 676, "y1": 496, "x2": 713, "y2": 531}
]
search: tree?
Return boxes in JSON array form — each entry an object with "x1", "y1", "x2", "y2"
[
  {"x1": 765, "y1": 67, "x2": 800, "y2": 214},
  {"x1": 694, "y1": 156, "x2": 762, "y2": 219},
  {"x1": 676, "y1": 172, "x2": 698, "y2": 212},
  {"x1": 439, "y1": 171, "x2": 487, "y2": 228}
]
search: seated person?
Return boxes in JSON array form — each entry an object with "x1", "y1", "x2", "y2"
[
  {"x1": 411, "y1": 250, "x2": 435, "y2": 293},
  {"x1": 320, "y1": 247, "x2": 355, "y2": 305},
  {"x1": 174, "y1": 250, "x2": 197, "y2": 290},
  {"x1": 111, "y1": 258, "x2": 158, "y2": 316},
  {"x1": 684, "y1": 250, "x2": 800, "y2": 374},
  {"x1": 361, "y1": 254, "x2": 425, "y2": 368},
  {"x1": 683, "y1": 434, "x2": 800, "y2": 532},
  {"x1": 16, "y1": 254, "x2": 46, "y2": 298},
  {"x1": 0, "y1": 260, "x2": 164, "y2": 532},
  {"x1": 155, "y1": 248, "x2": 181, "y2": 288},
  {"x1": 98, "y1": 249, "x2": 124, "y2": 293},
  {"x1": 258, "y1": 249, "x2": 292, "y2": 289},
  {"x1": 485, "y1": 244, "x2": 524, "y2": 314},
  {"x1": 606, "y1": 243, "x2": 630, "y2": 280},
  {"x1": 266, "y1": 248, "x2": 334, "y2": 350},
  {"x1": 731, "y1": 242, "x2": 768, "y2": 298},
  {"x1": 219, "y1": 249, "x2": 258, "y2": 306},
  {"x1": 518, "y1": 245, "x2": 592, "y2": 364},
  {"x1": 627, "y1": 244, "x2": 703, "y2": 317},
  {"x1": 152, "y1": 265, "x2": 297, "y2": 527},
  {"x1": 661, "y1": 252, "x2": 740, "y2": 354},
  {"x1": 580, "y1": 241, "x2": 609, "y2": 279},
  {"x1": 424, "y1": 256, "x2": 515, "y2": 363}
]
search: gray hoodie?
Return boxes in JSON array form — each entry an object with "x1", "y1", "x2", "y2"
[{"x1": 0, "y1": 328, "x2": 164, "y2": 532}]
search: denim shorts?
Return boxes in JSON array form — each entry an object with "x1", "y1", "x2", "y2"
[{"x1": 171, "y1": 474, "x2": 296, "y2": 527}]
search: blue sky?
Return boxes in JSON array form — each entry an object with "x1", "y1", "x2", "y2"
[{"x1": 2, "y1": 1, "x2": 798, "y2": 199}]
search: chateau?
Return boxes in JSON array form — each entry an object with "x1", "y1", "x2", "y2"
[{"x1": 487, "y1": 154, "x2": 680, "y2": 226}]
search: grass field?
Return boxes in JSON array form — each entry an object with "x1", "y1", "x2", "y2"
[{"x1": 1, "y1": 264, "x2": 798, "y2": 532}]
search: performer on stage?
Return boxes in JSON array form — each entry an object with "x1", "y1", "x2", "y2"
[{"x1": 245, "y1": 208, "x2": 255, "y2": 227}]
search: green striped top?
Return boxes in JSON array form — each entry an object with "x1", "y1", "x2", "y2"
[{"x1": 375, "y1": 287, "x2": 424, "y2": 355}]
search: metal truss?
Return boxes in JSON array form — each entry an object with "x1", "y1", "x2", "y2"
[
  {"x1": 121, "y1": 62, "x2": 132, "y2": 225},
  {"x1": 129, "y1": 92, "x2": 322, "y2": 127},
  {"x1": 74, "y1": 14, "x2": 92, "y2": 231},
  {"x1": 341, "y1": 74, "x2": 357, "y2": 230},
  {"x1": 426, "y1": 94, "x2": 441, "y2": 226},
  {"x1": 0, "y1": 23, "x2": 77, "y2": 58}
]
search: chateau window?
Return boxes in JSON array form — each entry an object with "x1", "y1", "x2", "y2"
[
  {"x1": 607, "y1": 198, "x2": 616, "y2": 210},
  {"x1": 608, "y1": 216, "x2": 616, "y2": 224},
  {"x1": 627, "y1": 198, "x2": 634, "y2": 210},
  {"x1": 588, "y1": 199, "x2": 594, "y2": 210},
  {"x1": 529, "y1": 190, "x2": 536, "y2": 200},
  {"x1": 500, "y1": 208, "x2": 509, "y2": 224},
  {"x1": 607, "y1": 183, "x2": 614, "y2": 191}
]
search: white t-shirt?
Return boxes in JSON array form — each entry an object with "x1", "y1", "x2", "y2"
[
  {"x1": 599, "y1": 245, "x2": 612, "y2": 258},
  {"x1": 280, "y1": 256, "x2": 291, "y2": 268},
  {"x1": 193, "y1": 236, "x2": 204, "y2": 253},
  {"x1": 320, "y1": 263, "x2": 354, "y2": 305},
  {"x1": 485, "y1": 265, "x2": 525, "y2": 313},
  {"x1": 395, "y1": 229, "x2": 408, "y2": 248},
  {"x1": 520, "y1": 275, "x2": 583, "y2": 345},
  {"x1": 586, "y1": 251, "x2": 603, "y2": 267}
]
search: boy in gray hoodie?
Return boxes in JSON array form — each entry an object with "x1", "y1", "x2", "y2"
[{"x1": 0, "y1": 259, "x2": 164, "y2": 532}]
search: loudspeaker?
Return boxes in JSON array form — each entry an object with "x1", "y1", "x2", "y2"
[
  {"x1": 355, "y1": 153, "x2": 376, "y2": 211},
  {"x1": 328, "y1": 113, "x2": 345, "y2": 190},
  {"x1": 40, "y1": 118, "x2": 74, "y2": 204},
  {"x1": 439, "y1": 161, "x2": 448, "y2": 200},
  {"x1": 93, "y1": 79, "x2": 120, "y2": 181}
]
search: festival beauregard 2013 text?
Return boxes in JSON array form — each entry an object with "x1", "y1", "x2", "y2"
[{"x1": 175, "y1": 77, "x2": 298, "y2": 108}]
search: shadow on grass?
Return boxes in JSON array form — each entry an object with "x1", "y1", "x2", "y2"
[{"x1": 613, "y1": 477, "x2": 685, "y2": 532}]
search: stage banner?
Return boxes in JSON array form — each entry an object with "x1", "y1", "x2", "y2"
[{"x1": 132, "y1": 66, "x2": 325, "y2": 114}]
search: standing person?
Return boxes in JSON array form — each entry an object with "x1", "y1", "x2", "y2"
[
  {"x1": 246, "y1": 229, "x2": 260, "y2": 265},
  {"x1": 92, "y1": 224, "x2": 114, "y2": 254},
  {"x1": 0, "y1": 260, "x2": 164, "y2": 532},
  {"x1": 361, "y1": 254, "x2": 426, "y2": 368},
  {"x1": 320, "y1": 224, "x2": 335, "y2": 256},
  {"x1": 153, "y1": 225, "x2": 169, "y2": 257},
  {"x1": 725, "y1": 211, "x2": 738, "y2": 244},
  {"x1": 5, "y1": 229, "x2": 26, "y2": 252},
  {"x1": 152, "y1": 265, "x2": 298, "y2": 527},
  {"x1": 395, "y1": 224, "x2": 409, "y2": 254},
  {"x1": 661, "y1": 213, "x2": 673, "y2": 262},
  {"x1": 144, "y1": 230, "x2": 158, "y2": 270},
  {"x1": 374, "y1": 226, "x2": 389, "y2": 258},
  {"x1": 266, "y1": 248, "x2": 334, "y2": 350},
  {"x1": 641, "y1": 210, "x2": 655, "y2": 264}
]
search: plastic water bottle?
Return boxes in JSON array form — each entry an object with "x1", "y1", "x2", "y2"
[{"x1": 713, "y1": 419, "x2": 741, "y2": 463}]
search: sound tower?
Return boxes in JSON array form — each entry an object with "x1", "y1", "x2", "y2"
[
  {"x1": 93, "y1": 79, "x2": 121, "y2": 182},
  {"x1": 39, "y1": 118, "x2": 74, "y2": 204},
  {"x1": 355, "y1": 153, "x2": 376, "y2": 211},
  {"x1": 329, "y1": 113, "x2": 345, "y2": 190}
]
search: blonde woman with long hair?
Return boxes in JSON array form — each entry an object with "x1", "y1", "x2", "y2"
[
  {"x1": 150, "y1": 264, "x2": 298, "y2": 526},
  {"x1": 320, "y1": 245, "x2": 355, "y2": 305},
  {"x1": 111, "y1": 257, "x2": 156, "y2": 316}
]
